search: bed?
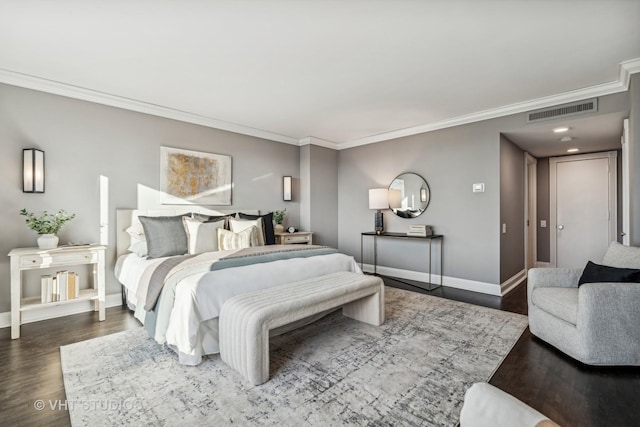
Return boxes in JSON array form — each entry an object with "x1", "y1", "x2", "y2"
[{"x1": 114, "y1": 208, "x2": 361, "y2": 365}]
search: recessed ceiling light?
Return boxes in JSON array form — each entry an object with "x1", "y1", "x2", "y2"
[
  {"x1": 567, "y1": 148, "x2": 579, "y2": 153},
  {"x1": 560, "y1": 136, "x2": 573, "y2": 142},
  {"x1": 553, "y1": 127, "x2": 570, "y2": 133}
]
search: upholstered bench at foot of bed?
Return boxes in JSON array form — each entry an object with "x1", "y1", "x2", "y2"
[{"x1": 218, "y1": 271, "x2": 385, "y2": 386}]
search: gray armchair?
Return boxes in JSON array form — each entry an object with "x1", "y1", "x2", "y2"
[{"x1": 528, "y1": 242, "x2": 640, "y2": 365}]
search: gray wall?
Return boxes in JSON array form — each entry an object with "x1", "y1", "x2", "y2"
[
  {"x1": 299, "y1": 144, "x2": 339, "y2": 247},
  {"x1": 299, "y1": 145, "x2": 311, "y2": 232},
  {"x1": 631, "y1": 73, "x2": 640, "y2": 246},
  {"x1": 499, "y1": 135, "x2": 525, "y2": 282},
  {"x1": 0, "y1": 83, "x2": 300, "y2": 312},
  {"x1": 338, "y1": 119, "x2": 507, "y2": 286},
  {"x1": 536, "y1": 158, "x2": 550, "y2": 263}
]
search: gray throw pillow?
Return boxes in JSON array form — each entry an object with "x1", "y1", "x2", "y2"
[{"x1": 138, "y1": 215, "x2": 188, "y2": 258}]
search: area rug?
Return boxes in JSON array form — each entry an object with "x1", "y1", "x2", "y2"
[{"x1": 61, "y1": 287, "x2": 527, "y2": 426}]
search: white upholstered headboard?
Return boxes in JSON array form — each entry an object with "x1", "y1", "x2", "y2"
[{"x1": 116, "y1": 207, "x2": 259, "y2": 258}]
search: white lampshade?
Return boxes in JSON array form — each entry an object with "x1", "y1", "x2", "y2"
[
  {"x1": 23, "y1": 148, "x2": 45, "y2": 193},
  {"x1": 368, "y1": 188, "x2": 388, "y2": 210},
  {"x1": 283, "y1": 176, "x2": 292, "y2": 201},
  {"x1": 388, "y1": 189, "x2": 402, "y2": 209}
]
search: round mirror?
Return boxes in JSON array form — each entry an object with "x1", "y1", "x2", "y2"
[{"x1": 389, "y1": 172, "x2": 430, "y2": 218}]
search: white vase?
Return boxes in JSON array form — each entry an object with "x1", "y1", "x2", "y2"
[{"x1": 37, "y1": 234, "x2": 59, "y2": 249}]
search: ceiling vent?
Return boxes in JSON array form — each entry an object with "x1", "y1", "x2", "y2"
[{"x1": 527, "y1": 98, "x2": 598, "y2": 123}]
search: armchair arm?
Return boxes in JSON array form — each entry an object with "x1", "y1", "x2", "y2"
[
  {"x1": 527, "y1": 267, "x2": 582, "y2": 303},
  {"x1": 460, "y1": 382, "x2": 559, "y2": 427},
  {"x1": 578, "y1": 282, "x2": 640, "y2": 364}
]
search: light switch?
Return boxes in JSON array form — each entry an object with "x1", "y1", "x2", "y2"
[
  {"x1": 502, "y1": 223, "x2": 507, "y2": 234},
  {"x1": 540, "y1": 220, "x2": 547, "y2": 228},
  {"x1": 473, "y1": 183, "x2": 485, "y2": 193}
]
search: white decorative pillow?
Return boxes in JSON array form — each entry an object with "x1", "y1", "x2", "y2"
[
  {"x1": 183, "y1": 217, "x2": 225, "y2": 255},
  {"x1": 217, "y1": 226, "x2": 258, "y2": 251},
  {"x1": 229, "y1": 218, "x2": 265, "y2": 246},
  {"x1": 126, "y1": 222, "x2": 148, "y2": 257},
  {"x1": 127, "y1": 241, "x2": 148, "y2": 258},
  {"x1": 126, "y1": 222, "x2": 146, "y2": 242}
]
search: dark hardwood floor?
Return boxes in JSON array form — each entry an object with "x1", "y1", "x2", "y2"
[
  {"x1": 1, "y1": 278, "x2": 638, "y2": 426},
  {"x1": 383, "y1": 276, "x2": 640, "y2": 427},
  {"x1": 0, "y1": 307, "x2": 139, "y2": 426}
]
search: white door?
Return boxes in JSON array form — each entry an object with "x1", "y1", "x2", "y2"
[{"x1": 550, "y1": 152, "x2": 617, "y2": 268}]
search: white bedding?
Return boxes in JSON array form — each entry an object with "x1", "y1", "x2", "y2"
[{"x1": 115, "y1": 250, "x2": 361, "y2": 365}]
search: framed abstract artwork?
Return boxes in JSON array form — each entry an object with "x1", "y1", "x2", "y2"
[{"x1": 160, "y1": 146, "x2": 232, "y2": 205}]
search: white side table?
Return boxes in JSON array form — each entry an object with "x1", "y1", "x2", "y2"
[{"x1": 8, "y1": 244, "x2": 106, "y2": 339}]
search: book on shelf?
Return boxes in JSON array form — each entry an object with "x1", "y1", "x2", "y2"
[
  {"x1": 57, "y1": 270, "x2": 68, "y2": 301},
  {"x1": 52, "y1": 277, "x2": 58, "y2": 302},
  {"x1": 68, "y1": 272, "x2": 75, "y2": 299},
  {"x1": 41, "y1": 271, "x2": 79, "y2": 303},
  {"x1": 41, "y1": 275, "x2": 53, "y2": 303},
  {"x1": 67, "y1": 272, "x2": 79, "y2": 299}
]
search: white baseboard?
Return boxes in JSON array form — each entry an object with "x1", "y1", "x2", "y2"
[
  {"x1": 361, "y1": 264, "x2": 502, "y2": 296},
  {"x1": 0, "y1": 293, "x2": 123, "y2": 329},
  {"x1": 500, "y1": 269, "x2": 527, "y2": 296},
  {"x1": 535, "y1": 261, "x2": 552, "y2": 267}
]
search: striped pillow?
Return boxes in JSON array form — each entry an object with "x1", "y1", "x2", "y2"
[
  {"x1": 217, "y1": 226, "x2": 259, "y2": 251},
  {"x1": 229, "y1": 218, "x2": 265, "y2": 246},
  {"x1": 183, "y1": 217, "x2": 226, "y2": 254}
]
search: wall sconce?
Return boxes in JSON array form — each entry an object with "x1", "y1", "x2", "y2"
[
  {"x1": 420, "y1": 188, "x2": 427, "y2": 203},
  {"x1": 283, "y1": 176, "x2": 292, "y2": 201},
  {"x1": 23, "y1": 149, "x2": 45, "y2": 193},
  {"x1": 368, "y1": 188, "x2": 388, "y2": 234}
]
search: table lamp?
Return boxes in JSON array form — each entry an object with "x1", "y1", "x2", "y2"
[{"x1": 369, "y1": 188, "x2": 388, "y2": 234}]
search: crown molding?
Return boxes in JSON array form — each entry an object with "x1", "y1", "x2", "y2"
[
  {"x1": 337, "y1": 58, "x2": 640, "y2": 150},
  {"x1": 619, "y1": 58, "x2": 640, "y2": 86},
  {"x1": 0, "y1": 68, "x2": 300, "y2": 146},
  {"x1": 2, "y1": 58, "x2": 638, "y2": 151},
  {"x1": 298, "y1": 136, "x2": 339, "y2": 150}
]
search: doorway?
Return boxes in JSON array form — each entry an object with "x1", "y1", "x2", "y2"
[{"x1": 549, "y1": 151, "x2": 617, "y2": 268}]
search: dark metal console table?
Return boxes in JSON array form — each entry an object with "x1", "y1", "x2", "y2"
[{"x1": 360, "y1": 231, "x2": 444, "y2": 291}]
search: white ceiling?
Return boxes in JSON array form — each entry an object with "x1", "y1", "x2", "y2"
[{"x1": 1, "y1": 1, "x2": 639, "y2": 155}]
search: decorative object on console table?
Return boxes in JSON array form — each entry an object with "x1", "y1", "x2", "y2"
[
  {"x1": 19, "y1": 208, "x2": 76, "y2": 249},
  {"x1": 273, "y1": 209, "x2": 286, "y2": 234},
  {"x1": 407, "y1": 225, "x2": 434, "y2": 237},
  {"x1": 9, "y1": 244, "x2": 106, "y2": 339},
  {"x1": 37, "y1": 234, "x2": 59, "y2": 250},
  {"x1": 275, "y1": 231, "x2": 313, "y2": 245},
  {"x1": 369, "y1": 188, "x2": 389, "y2": 235}
]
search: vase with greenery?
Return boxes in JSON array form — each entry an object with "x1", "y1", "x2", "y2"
[
  {"x1": 20, "y1": 208, "x2": 76, "y2": 249},
  {"x1": 273, "y1": 209, "x2": 286, "y2": 233}
]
